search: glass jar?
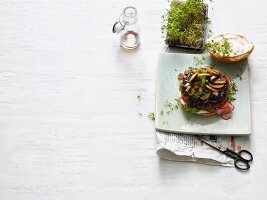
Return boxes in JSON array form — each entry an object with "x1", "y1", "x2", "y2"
[{"x1": 112, "y1": 6, "x2": 140, "y2": 50}]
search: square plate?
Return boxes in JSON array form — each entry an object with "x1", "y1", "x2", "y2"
[{"x1": 155, "y1": 53, "x2": 251, "y2": 135}]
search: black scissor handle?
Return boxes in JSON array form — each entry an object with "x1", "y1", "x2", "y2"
[
  {"x1": 224, "y1": 148, "x2": 253, "y2": 162},
  {"x1": 239, "y1": 149, "x2": 253, "y2": 162},
  {"x1": 234, "y1": 159, "x2": 250, "y2": 171},
  {"x1": 224, "y1": 148, "x2": 253, "y2": 171}
]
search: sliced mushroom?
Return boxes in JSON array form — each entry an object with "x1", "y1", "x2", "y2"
[
  {"x1": 210, "y1": 75, "x2": 217, "y2": 82},
  {"x1": 207, "y1": 68, "x2": 213, "y2": 74},
  {"x1": 186, "y1": 85, "x2": 191, "y2": 92},
  {"x1": 208, "y1": 83, "x2": 225, "y2": 89},
  {"x1": 200, "y1": 92, "x2": 211, "y2": 100},
  {"x1": 212, "y1": 91, "x2": 219, "y2": 96},
  {"x1": 177, "y1": 73, "x2": 184, "y2": 80},
  {"x1": 207, "y1": 68, "x2": 220, "y2": 75},
  {"x1": 201, "y1": 68, "x2": 208, "y2": 73},
  {"x1": 213, "y1": 78, "x2": 226, "y2": 84},
  {"x1": 198, "y1": 73, "x2": 212, "y2": 77},
  {"x1": 189, "y1": 72, "x2": 198, "y2": 83},
  {"x1": 212, "y1": 69, "x2": 220, "y2": 75},
  {"x1": 206, "y1": 84, "x2": 219, "y2": 92},
  {"x1": 185, "y1": 83, "x2": 190, "y2": 87},
  {"x1": 198, "y1": 87, "x2": 203, "y2": 94}
]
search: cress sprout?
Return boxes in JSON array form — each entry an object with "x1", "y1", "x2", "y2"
[{"x1": 161, "y1": 0, "x2": 207, "y2": 48}]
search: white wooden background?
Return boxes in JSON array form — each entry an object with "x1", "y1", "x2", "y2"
[{"x1": 0, "y1": 0, "x2": 267, "y2": 199}]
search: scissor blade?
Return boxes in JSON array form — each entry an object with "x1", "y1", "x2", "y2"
[{"x1": 195, "y1": 135, "x2": 226, "y2": 152}]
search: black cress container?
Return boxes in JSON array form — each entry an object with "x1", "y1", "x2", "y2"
[{"x1": 165, "y1": 3, "x2": 208, "y2": 50}]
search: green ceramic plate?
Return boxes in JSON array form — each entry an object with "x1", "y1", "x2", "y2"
[{"x1": 155, "y1": 53, "x2": 251, "y2": 135}]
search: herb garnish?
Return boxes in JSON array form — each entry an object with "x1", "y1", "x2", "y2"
[
  {"x1": 206, "y1": 38, "x2": 233, "y2": 57},
  {"x1": 147, "y1": 112, "x2": 155, "y2": 121},
  {"x1": 200, "y1": 75, "x2": 206, "y2": 87},
  {"x1": 236, "y1": 74, "x2": 243, "y2": 80},
  {"x1": 227, "y1": 82, "x2": 238, "y2": 102},
  {"x1": 193, "y1": 56, "x2": 205, "y2": 66},
  {"x1": 164, "y1": 99, "x2": 179, "y2": 114},
  {"x1": 183, "y1": 105, "x2": 199, "y2": 113},
  {"x1": 137, "y1": 94, "x2": 141, "y2": 101},
  {"x1": 163, "y1": 120, "x2": 169, "y2": 126}
]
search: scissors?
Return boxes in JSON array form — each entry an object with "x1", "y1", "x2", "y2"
[{"x1": 195, "y1": 135, "x2": 253, "y2": 171}]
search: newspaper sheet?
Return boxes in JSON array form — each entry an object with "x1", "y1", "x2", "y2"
[{"x1": 156, "y1": 131, "x2": 250, "y2": 167}]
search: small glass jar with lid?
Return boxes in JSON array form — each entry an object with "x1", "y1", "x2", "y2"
[{"x1": 113, "y1": 6, "x2": 140, "y2": 50}]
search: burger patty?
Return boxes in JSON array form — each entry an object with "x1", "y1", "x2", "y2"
[{"x1": 181, "y1": 70, "x2": 229, "y2": 110}]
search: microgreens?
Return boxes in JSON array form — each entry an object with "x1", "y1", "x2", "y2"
[
  {"x1": 164, "y1": 99, "x2": 179, "y2": 114},
  {"x1": 236, "y1": 74, "x2": 243, "y2": 80},
  {"x1": 147, "y1": 112, "x2": 155, "y2": 121},
  {"x1": 161, "y1": 0, "x2": 207, "y2": 48},
  {"x1": 206, "y1": 38, "x2": 234, "y2": 57},
  {"x1": 193, "y1": 56, "x2": 205, "y2": 66},
  {"x1": 227, "y1": 82, "x2": 238, "y2": 102},
  {"x1": 183, "y1": 105, "x2": 199, "y2": 113},
  {"x1": 137, "y1": 94, "x2": 141, "y2": 101}
]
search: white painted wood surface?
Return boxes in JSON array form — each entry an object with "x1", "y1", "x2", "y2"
[{"x1": 0, "y1": 0, "x2": 266, "y2": 199}]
